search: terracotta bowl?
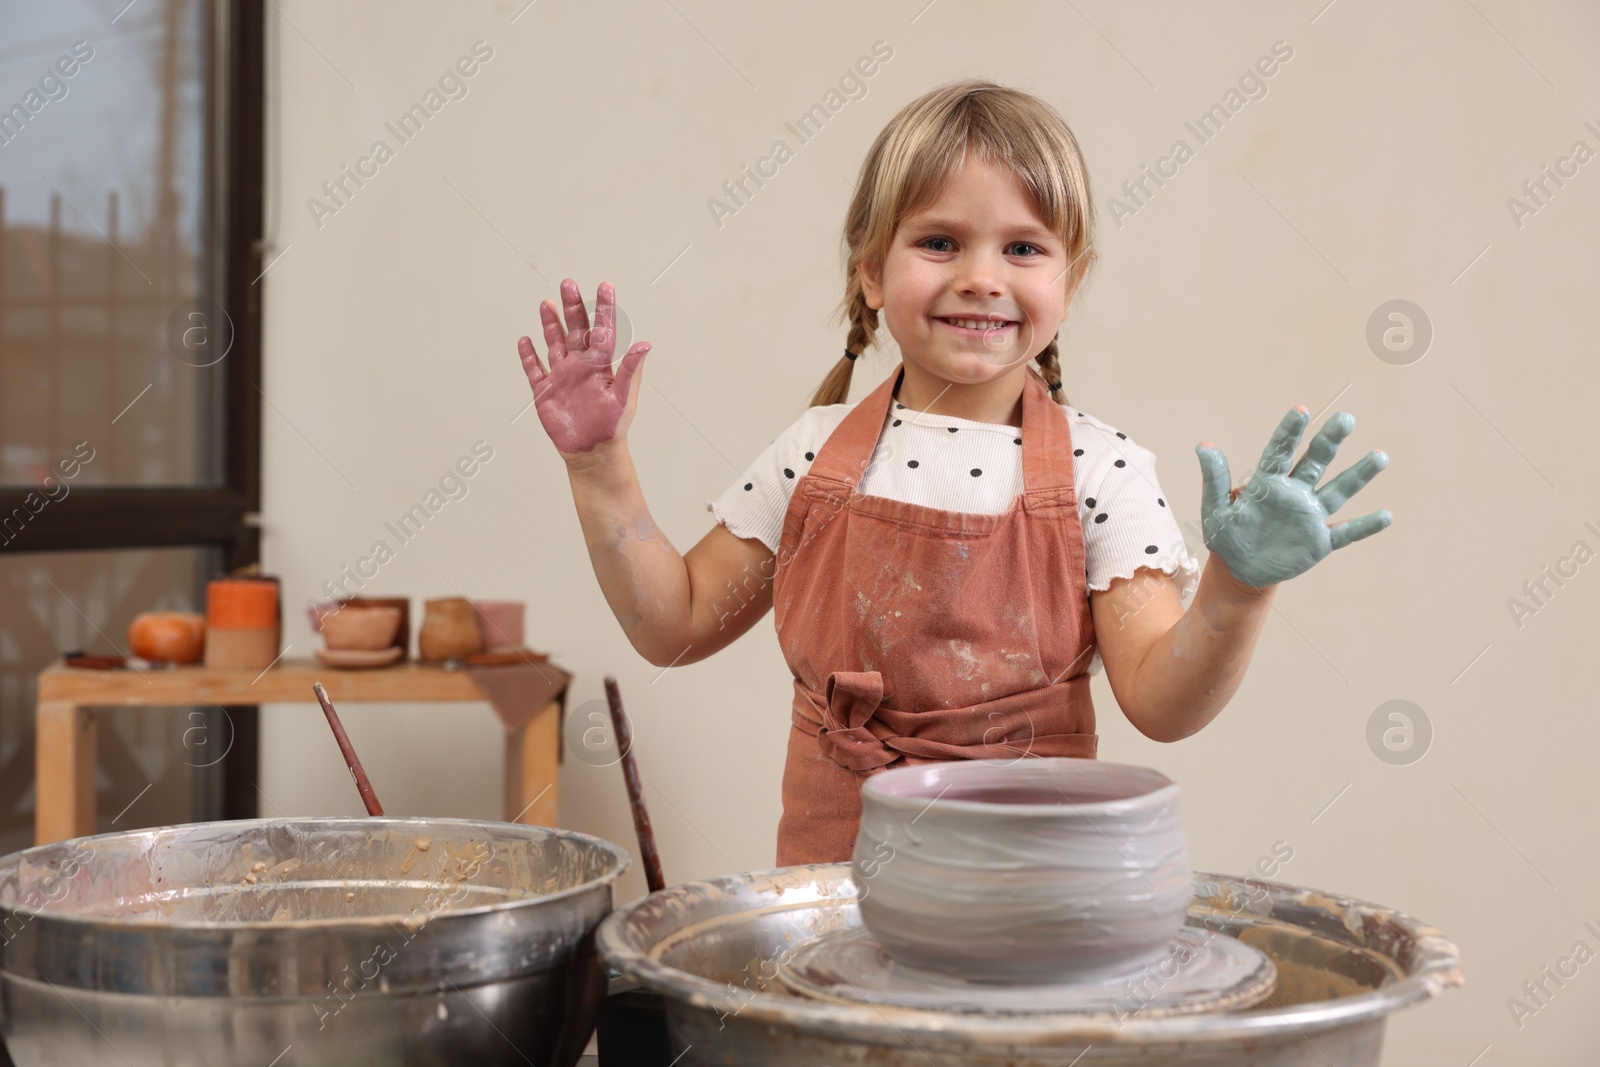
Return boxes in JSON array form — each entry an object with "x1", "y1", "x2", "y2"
[
  {"x1": 853, "y1": 758, "x2": 1192, "y2": 984},
  {"x1": 318, "y1": 606, "x2": 402, "y2": 652},
  {"x1": 344, "y1": 597, "x2": 410, "y2": 661}
]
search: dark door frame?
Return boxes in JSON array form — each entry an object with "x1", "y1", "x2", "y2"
[{"x1": 0, "y1": 0, "x2": 267, "y2": 821}]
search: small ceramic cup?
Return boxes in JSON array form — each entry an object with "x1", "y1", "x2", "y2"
[
  {"x1": 470, "y1": 600, "x2": 525, "y2": 653},
  {"x1": 854, "y1": 758, "x2": 1193, "y2": 984}
]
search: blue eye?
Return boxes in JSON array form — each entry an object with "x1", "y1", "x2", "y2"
[{"x1": 920, "y1": 237, "x2": 1045, "y2": 256}]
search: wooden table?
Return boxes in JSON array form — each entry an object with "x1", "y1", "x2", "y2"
[{"x1": 34, "y1": 657, "x2": 565, "y2": 846}]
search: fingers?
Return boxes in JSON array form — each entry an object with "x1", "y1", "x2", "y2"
[
  {"x1": 1289, "y1": 412, "x2": 1354, "y2": 485},
  {"x1": 540, "y1": 297, "x2": 568, "y2": 362},
  {"x1": 1195, "y1": 443, "x2": 1232, "y2": 523},
  {"x1": 1329, "y1": 509, "x2": 1393, "y2": 550},
  {"x1": 588, "y1": 281, "x2": 617, "y2": 359},
  {"x1": 1316, "y1": 449, "x2": 1388, "y2": 514},
  {"x1": 561, "y1": 278, "x2": 591, "y2": 344},
  {"x1": 1256, "y1": 406, "x2": 1310, "y2": 477},
  {"x1": 594, "y1": 281, "x2": 615, "y2": 339},
  {"x1": 517, "y1": 335, "x2": 546, "y2": 387},
  {"x1": 613, "y1": 341, "x2": 652, "y2": 402}
]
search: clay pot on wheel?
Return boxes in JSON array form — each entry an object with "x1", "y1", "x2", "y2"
[
  {"x1": 853, "y1": 758, "x2": 1192, "y2": 984},
  {"x1": 417, "y1": 597, "x2": 484, "y2": 662}
]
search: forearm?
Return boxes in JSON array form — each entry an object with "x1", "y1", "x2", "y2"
[
  {"x1": 562, "y1": 442, "x2": 693, "y2": 665},
  {"x1": 1120, "y1": 556, "x2": 1277, "y2": 742}
]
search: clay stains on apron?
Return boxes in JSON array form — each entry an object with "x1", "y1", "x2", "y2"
[{"x1": 771, "y1": 363, "x2": 1100, "y2": 866}]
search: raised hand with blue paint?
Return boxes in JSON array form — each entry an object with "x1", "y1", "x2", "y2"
[{"x1": 1196, "y1": 405, "x2": 1391, "y2": 589}]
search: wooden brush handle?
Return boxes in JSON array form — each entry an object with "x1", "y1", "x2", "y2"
[{"x1": 313, "y1": 682, "x2": 384, "y2": 816}]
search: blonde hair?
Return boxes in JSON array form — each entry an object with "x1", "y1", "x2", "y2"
[{"x1": 811, "y1": 79, "x2": 1097, "y2": 408}]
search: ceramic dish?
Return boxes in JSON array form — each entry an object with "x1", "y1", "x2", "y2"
[{"x1": 314, "y1": 646, "x2": 404, "y2": 669}]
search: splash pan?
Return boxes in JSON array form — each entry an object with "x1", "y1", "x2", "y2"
[{"x1": 597, "y1": 865, "x2": 1463, "y2": 1066}]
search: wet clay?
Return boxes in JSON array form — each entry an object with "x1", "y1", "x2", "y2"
[
  {"x1": 1195, "y1": 406, "x2": 1393, "y2": 588},
  {"x1": 854, "y1": 758, "x2": 1192, "y2": 984},
  {"x1": 924, "y1": 785, "x2": 1107, "y2": 805}
]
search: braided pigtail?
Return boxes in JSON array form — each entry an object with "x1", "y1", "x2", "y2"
[
  {"x1": 810, "y1": 273, "x2": 879, "y2": 407},
  {"x1": 1034, "y1": 337, "x2": 1069, "y2": 406}
]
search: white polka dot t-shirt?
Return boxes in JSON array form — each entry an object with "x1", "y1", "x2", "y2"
[{"x1": 706, "y1": 394, "x2": 1202, "y2": 638}]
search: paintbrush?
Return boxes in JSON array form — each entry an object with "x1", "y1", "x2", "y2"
[
  {"x1": 604, "y1": 676, "x2": 665, "y2": 893},
  {"x1": 312, "y1": 681, "x2": 385, "y2": 816}
]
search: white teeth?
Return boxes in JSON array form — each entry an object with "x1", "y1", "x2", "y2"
[{"x1": 945, "y1": 318, "x2": 1010, "y2": 330}]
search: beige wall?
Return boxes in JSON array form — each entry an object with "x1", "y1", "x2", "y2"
[{"x1": 258, "y1": 2, "x2": 1600, "y2": 1061}]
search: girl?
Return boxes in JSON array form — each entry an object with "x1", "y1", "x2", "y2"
[{"x1": 516, "y1": 80, "x2": 1391, "y2": 866}]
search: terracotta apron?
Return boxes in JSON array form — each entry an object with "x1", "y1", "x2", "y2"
[{"x1": 772, "y1": 361, "x2": 1098, "y2": 866}]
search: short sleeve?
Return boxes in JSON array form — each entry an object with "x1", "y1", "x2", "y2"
[
  {"x1": 704, "y1": 406, "x2": 846, "y2": 553},
  {"x1": 1072, "y1": 416, "x2": 1200, "y2": 602}
]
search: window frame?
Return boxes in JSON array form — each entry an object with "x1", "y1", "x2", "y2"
[{"x1": 0, "y1": 0, "x2": 264, "y2": 570}]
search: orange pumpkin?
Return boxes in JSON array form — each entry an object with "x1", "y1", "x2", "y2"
[{"x1": 128, "y1": 612, "x2": 207, "y2": 664}]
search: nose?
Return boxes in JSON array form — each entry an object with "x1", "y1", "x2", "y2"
[{"x1": 949, "y1": 247, "x2": 1005, "y2": 299}]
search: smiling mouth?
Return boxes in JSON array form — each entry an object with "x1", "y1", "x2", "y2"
[{"x1": 936, "y1": 317, "x2": 1018, "y2": 334}]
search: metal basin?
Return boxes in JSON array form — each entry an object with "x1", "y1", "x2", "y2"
[
  {"x1": 0, "y1": 817, "x2": 630, "y2": 1066},
  {"x1": 597, "y1": 864, "x2": 1463, "y2": 1066}
]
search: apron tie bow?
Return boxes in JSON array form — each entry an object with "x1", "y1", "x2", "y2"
[{"x1": 815, "y1": 671, "x2": 901, "y2": 772}]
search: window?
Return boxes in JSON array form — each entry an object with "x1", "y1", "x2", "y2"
[{"x1": 0, "y1": 0, "x2": 263, "y2": 855}]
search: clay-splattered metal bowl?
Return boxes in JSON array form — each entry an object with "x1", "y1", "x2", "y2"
[{"x1": 0, "y1": 817, "x2": 629, "y2": 1066}]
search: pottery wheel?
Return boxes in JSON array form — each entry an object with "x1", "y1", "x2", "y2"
[{"x1": 777, "y1": 924, "x2": 1276, "y2": 1017}]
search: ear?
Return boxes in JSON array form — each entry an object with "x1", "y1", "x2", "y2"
[{"x1": 858, "y1": 256, "x2": 884, "y2": 310}]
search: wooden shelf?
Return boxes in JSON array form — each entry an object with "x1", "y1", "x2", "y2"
[
  {"x1": 34, "y1": 657, "x2": 566, "y2": 846},
  {"x1": 40, "y1": 657, "x2": 489, "y2": 705}
]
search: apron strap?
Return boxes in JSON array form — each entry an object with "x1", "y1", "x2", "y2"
[
  {"x1": 804, "y1": 365, "x2": 903, "y2": 489},
  {"x1": 1019, "y1": 362, "x2": 1076, "y2": 504},
  {"x1": 806, "y1": 361, "x2": 1076, "y2": 506}
]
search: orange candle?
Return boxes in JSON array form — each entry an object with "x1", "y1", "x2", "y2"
[
  {"x1": 205, "y1": 578, "x2": 281, "y2": 670},
  {"x1": 207, "y1": 579, "x2": 278, "y2": 629}
]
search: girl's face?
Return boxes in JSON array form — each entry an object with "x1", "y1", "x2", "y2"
[{"x1": 860, "y1": 157, "x2": 1073, "y2": 389}]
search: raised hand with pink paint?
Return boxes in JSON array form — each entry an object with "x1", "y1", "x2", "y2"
[
  {"x1": 516, "y1": 274, "x2": 773, "y2": 675},
  {"x1": 517, "y1": 279, "x2": 652, "y2": 457}
]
